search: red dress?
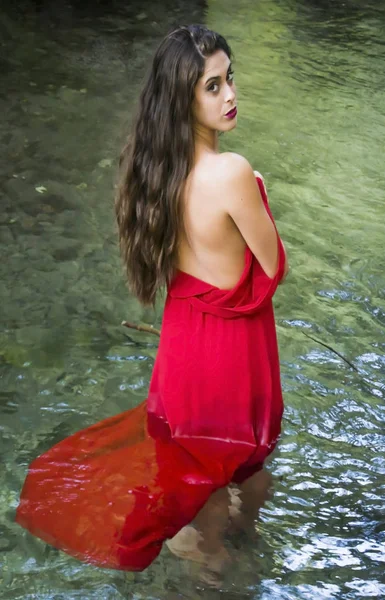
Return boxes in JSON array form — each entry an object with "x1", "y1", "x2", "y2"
[{"x1": 16, "y1": 175, "x2": 286, "y2": 571}]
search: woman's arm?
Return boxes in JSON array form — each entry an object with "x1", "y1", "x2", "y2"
[
  {"x1": 253, "y1": 170, "x2": 289, "y2": 284},
  {"x1": 219, "y1": 154, "x2": 287, "y2": 280}
]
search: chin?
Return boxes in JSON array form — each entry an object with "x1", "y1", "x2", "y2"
[{"x1": 221, "y1": 118, "x2": 237, "y2": 132}]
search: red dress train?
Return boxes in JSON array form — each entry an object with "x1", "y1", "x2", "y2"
[{"x1": 16, "y1": 176, "x2": 286, "y2": 570}]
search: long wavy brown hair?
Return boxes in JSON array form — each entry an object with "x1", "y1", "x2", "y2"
[{"x1": 115, "y1": 24, "x2": 233, "y2": 306}]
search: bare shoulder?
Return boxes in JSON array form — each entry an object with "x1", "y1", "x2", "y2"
[
  {"x1": 213, "y1": 152, "x2": 265, "y2": 186},
  {"x1": 208, "y1": 152, "x2": 264, "y2": 208},
  {"x1": 215, "y1": 151, "x2": 252, "y2": 177}
]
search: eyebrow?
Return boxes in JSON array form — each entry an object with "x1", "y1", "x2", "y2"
[{"x1": 205, "y1": 63, "x2": 233, "y2": 86}]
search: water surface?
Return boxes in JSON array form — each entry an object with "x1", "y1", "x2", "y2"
[{"x1": 1, "y1": 0, "x2": 384, "y2": 598}]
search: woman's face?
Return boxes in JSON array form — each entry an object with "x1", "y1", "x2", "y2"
[{"x1": 193, "y1": 49, "x2": 237, "y2": 133}]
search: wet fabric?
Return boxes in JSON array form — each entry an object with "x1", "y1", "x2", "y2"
[{"x1": 16, "y1": 175, "x2": 286, "y2": 571}]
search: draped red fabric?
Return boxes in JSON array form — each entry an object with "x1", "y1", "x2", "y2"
[{"x1": 16, "y1": 176, "x2": 285, "y2": 570}]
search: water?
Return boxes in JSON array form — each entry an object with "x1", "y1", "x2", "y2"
[{"x1": 1, "y1": 0, "x2": 384, "y2": 598}]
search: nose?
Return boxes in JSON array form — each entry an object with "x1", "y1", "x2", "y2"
[{"x1": 225, "y1": 81, "x2": 236, "y2": 104}]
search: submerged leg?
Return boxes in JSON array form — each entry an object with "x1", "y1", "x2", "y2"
[
  {"x1": 166, "y1": 486, "x2": 231, "y2": 585},
  {"x1": 230, "y1": 468, "x2": 273, "y2": 533},
  {"x1": 193, "y1": 486, "x2": 230, "y2": 555}
]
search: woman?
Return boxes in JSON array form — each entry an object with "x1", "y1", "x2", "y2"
[{"x1": 16, "y1": 24, "x2": 288, "y2": 580}]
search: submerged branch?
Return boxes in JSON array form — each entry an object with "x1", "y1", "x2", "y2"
[
  {"x1": 302, "y1": 332, "x2": 358, "y2": 372},
  {"x1": 121, "y1": 321, "x2": 161, "y2": 337},
  {"x1": 120, "y1": 322, "x2": 358, "y2": 374}
]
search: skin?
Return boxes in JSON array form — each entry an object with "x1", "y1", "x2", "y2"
[{"x1": 177, "y1": 49, "x2": 289, "y2": 286}]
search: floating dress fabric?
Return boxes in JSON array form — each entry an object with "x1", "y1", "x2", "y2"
[{"x1": 16, "y1": 175, "x2": 286, "y2": 571}]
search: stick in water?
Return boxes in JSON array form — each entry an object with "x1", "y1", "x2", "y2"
[{"x1": 121, "y1": 321, "x2": 161, "y2": 337}]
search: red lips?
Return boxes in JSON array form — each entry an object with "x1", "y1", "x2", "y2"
[{"x1": 225, "y1": 107, "x2": 237, "y2": 119}]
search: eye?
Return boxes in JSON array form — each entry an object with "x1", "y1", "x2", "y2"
[
  {"x1": 207, "y1": 71, "x2": 235, "y2": 93},
  {"x1": 208, "y1": 82, "x2": 219, "y2": 93}
]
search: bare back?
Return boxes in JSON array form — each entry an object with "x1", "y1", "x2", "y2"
[{"x1": 177, "y1": 154, "x2": 247, "y2": 290}]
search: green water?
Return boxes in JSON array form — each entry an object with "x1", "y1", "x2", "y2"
[{"x1": 1, "y1": 0, "x2": 384, "y2": 598}]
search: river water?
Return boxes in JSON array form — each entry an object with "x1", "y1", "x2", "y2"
[{"x1": 1, "y1": 0, "x2": 384, "y2": 598}]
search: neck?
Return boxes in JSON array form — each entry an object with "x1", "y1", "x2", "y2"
[{"x1": 193, "y1": 125, "x2": 219, "y2": 159}]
